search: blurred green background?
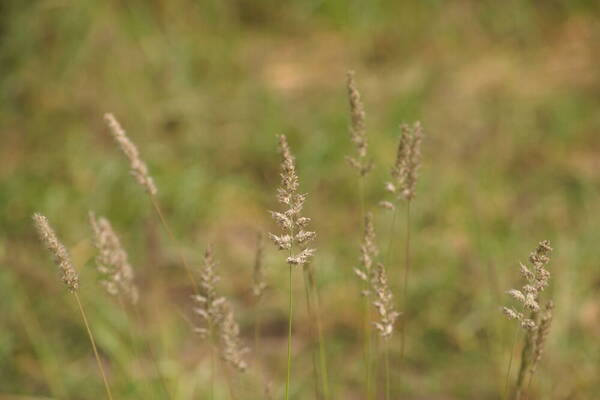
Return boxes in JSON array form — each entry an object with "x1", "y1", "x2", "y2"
[{"x1": 1, "y1": 1, "x2": 600, "y2": 399}]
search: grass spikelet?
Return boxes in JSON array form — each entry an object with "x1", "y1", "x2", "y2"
[
  {"x1": 502, "y1": 240, "x2": 554, "y2": 400},
  {"x1": 103, "y1": 113, "x2": 157, "y2": 196},
  {"x1": 268, "y1": 134, "x2": 316, "y2": 400},
  {"x1": 346, "y1": 70, "x2": 372, "y2": 177},
  {"x1": 32, "y1": 213, "x2": 113, "y2": 400},
  {"x1": 192, "y1": 246, "x2": 226, "y2": 339},
  {"x1": 89, "y1": 212, "x2": 139, "y2": 304},
  {"x1": 219, "y1": 300, "x2": 249, "y2": 372},
  {"x1": 32, "y1": 213, "x2": 79, "y2": 292},
  {"x1": 252, "y1": 232, "x2": 267, "y2": 299}
]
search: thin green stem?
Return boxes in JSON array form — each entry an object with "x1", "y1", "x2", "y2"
[
  {"x1": 302, "y1": 268, "x2": 321, "y2": 400},
  {"x1": 385, "y1": 206, "x2": 399, "y2": 265},
  {"x1": 149, "y1": 195, "x2": 199, "y2": 292},
  {"x1": 384, "y1": 339, "x2": 391, "y2": 400},
  {"x1": 504, "y1": 325, "x2": 521, "y2": 400},
  {"x1": 400, "y1": 200, "x2": 411, "y2": 358},
  {"x1": 74, "y1": 293, "x2": 114, "y2": 400},
  {"x1": 285, "y1": 266, "x2": 294, "y2": 400},
  {"x1": 132, "y1": 303, "x2": 173, "y2": 400},
  {"x1": 363, "y1": 291, "x2": 373, "y2": 400}
]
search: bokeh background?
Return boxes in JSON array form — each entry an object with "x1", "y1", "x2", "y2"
[{"x1": 1, "y1": 1, "x2": 600, "y2": 399}]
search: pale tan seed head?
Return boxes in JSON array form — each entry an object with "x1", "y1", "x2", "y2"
[
  {"x1": 372, "y1": 263, "x2": 399, "y2": 339},
  {"x1": 354, "y1": 212, "x2": 379, "y2": 294},
  {"x1": 345, "y1": 71, "x2": 373, "y2": 176},
  {"x1": 89, "y1": 212, "x2": 139, "y2": 304},
  {"x1": 104, "y1": 113, "x2": 157, "y2": 196},
  {"x1": 192, "y1": 245, "x2": 226, "y2": 338},
  {"x1": 503, "y1": 240, "x2": 553, "y2": 331},
  {"x1": 531, "y1": 301, "x2": 554, "y2": 374},
  {"x1": 33, "y1": 213, "x2": 79, "y2": 292},
  {"x1": 268, "y1": 135, "x2": 316, "y2": 267},
  {"x1": 219, "y1": 300, "x2": 249, "y2": 372},
  {"x1": 383, "y1": 122, "x2": 424, "y2": 207}
]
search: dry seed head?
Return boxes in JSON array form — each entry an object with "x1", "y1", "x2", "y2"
[
  {"x1": 33, "y1": 213, "x2": 79, "y2": 292},
  {"x1": 372, "y1": 263, "x2": 399, "y2": 339},
  {"x1": 252, "y1": 232, "x2": 267, "y2": 299},
  {"x1": 354, "y1": 212, "x2": 379, "y2": 295},
  {"x1": 104, "y1": 113, "x2": 157, "y2": 196},
  {"x1": 89, "y1": 212, "x2": 138, "y2": 304},
  {"x1": 385, "y1": 122, "x2": 423, "y2": 203},
  {"x1": 219, "y1": 300, "x2": 249, "y2": 372},
  {"x1": 192, "y1": 245, "x2": 226, "y2": 338},
  {"x1": 503, "y1": 240, "x2": 553, "y2": 331},
  {"x1": 269, "y1": 135, "x2": 316, "y2": 267},
  {"x1": 531, "y1": 301, "x2": 554, "y2": 374},
  {"x1": 345, "y1": 70, "x2": 373, "y2": 176}
]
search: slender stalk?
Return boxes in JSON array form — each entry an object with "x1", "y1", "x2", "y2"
[
  {"x1": 385, "y1": 206, "x2": 399, "y2": 264},
  {"x1": 400, "y1": 200, "x2": 411, "y2": 358},
  {"x1": 210, "y1": 340, "x2": 215, "y2": 400},
  {"x1": 384, "y1": 339, "x2": 391, "y2": 400},
  {"x1": 74, "y1": 293, "x2": 114, "y2": 400},
  {"x1": 310, "y1": 274, "x2": 330, "y2": 400},
  {"x1": 302, "y1": 267, "x2": 323, "y2": 400},
  {"x1": 132, "y1": 303, "x2": 173, "y2": 400},
  {"x1": 504, "y1": 325, "x2": 520, "y2": 400},
  {"x1": 149, "y1": 195, "x2": 199, "y2": 291},
  {"x1": 285, "y1": 266, "x2": 294, "y2": 400},
  {"x1": 357, "y1": 175, "x2": 372, "y2": 400}
]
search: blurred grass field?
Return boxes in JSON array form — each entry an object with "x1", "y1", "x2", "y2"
[{"x1": 1, "y1": 1, "x2": 600, "y2": 399}]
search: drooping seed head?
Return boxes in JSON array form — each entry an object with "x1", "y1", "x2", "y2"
[{"x1": 33, "y1": 213, "x2": 79, "y2": 292}]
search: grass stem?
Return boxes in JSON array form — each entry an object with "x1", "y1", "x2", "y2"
[{"x1": 74, "y1": 292, "x2": 114, "y2": 400}]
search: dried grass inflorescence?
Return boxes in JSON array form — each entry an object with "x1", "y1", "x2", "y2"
[
  {"x1": 33, "y1": 213, "x2": 79, "y2": 292},
  {"x1": 89, "y1": 212, "x2": 139, "y2": 304},
  {"x1": 380, "y1": 122, "x2": 423, "y2": 209},
  {"x1": 345, "y1": 71, "x2": 373, "y2": 176},
  {"x1": 268, "y1": 135, "x2": 316, "y2": 266},
  {"x1": 354, "y1": 212, "x2": 379, "y2": 295},
  {"x1": 503, "y1": 240, "x2": 553, "y2": 331},
  {"x1": 219, "y1": 301, "x2": 249, "y2": 372},
  {"x1": 372, "y1": 263, "x2": 399, "y2": 339},
  {"x1": 530, "y1": 301, "x2": 554, "y2": 374},
  {"x1": 104, "y1": 113, "x2": 158, "y2": 196},
  {"x1": 252, "y1": 232, "x2": 267, "y2": 299},
  {"x1": 192, "y1": 246, "x2": 226, "y2": 338}
]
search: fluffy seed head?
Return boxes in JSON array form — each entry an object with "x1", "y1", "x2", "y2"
[
  {"x1": 192, "y1": 245, "x2": 226, "y2": 338},
  {"x1": 219, "y1": 301, "x2": 249, "y2": 372},
  {"x1": 354, "y1": 212, "x2": 379, "y2": 295},
  {"x1": 385, "y1": 122, "x2": 424, "y2": 203},
  {"x1": 269, "y1": 135, "x2": 315, "y2": 267},
  {"x1": 104, "y1": 113, "x2": 157, "y2": 196},
  {"x1": 372, "y1": 263, "x2": 399, "y2": 339},
  {"x1": 345, "y1": 70, "x2": 373, "y2": 176},
  {"x1": 33, "y1": 213, "x2": 79, "y2": 292},
  {"x1": 503, "y1": 240, "x2": 553, "y2": 331},
  {"x1": 89, "y1": 212, "x2": 138, "y2": 304},
  {"x1": 531, "y1": 301, "x2": 554, "y2": 374}
]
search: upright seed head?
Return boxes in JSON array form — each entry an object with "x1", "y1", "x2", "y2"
[
  {"x1": 192, "y1": 245, "x2": 226, "y2": 338},
  {"x1": 502, "y1": 240, "x2": 553, "y2": 331},
  {"x1": 32, "y1": 213, "x2": 79, "y2": 292},
  {"x1": 89, "y1": 212, "x2": 139, "y2": 304},
  {"x1": 268, "y1": 135, "x2": 316, "y2": 267},
  {"x1": 219, "y1": 300, "x2": 249, "y2": 372},
  {"x1": 531, "y1": 301, "x2": 554, "y2": 374},
  {"x1": 382, "y1": 122, "x2": 424, "y2": 207},
  {"x1": 354, "y1": 212, "x2": 379, "y2": 294},
  {"x1": 103, "y1": 113, "x2": 158, "y2": 196},
  {"x1": 372, "y1": 263, "x2": 399, "y2": 339},
  {"x1": 345, "y1": 71, "x2": 372, "y2": 176}
]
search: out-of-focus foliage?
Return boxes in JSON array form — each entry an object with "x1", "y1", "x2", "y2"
[{"x1": 1, "y1": 1, "x2": 600, "y2": 398}]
